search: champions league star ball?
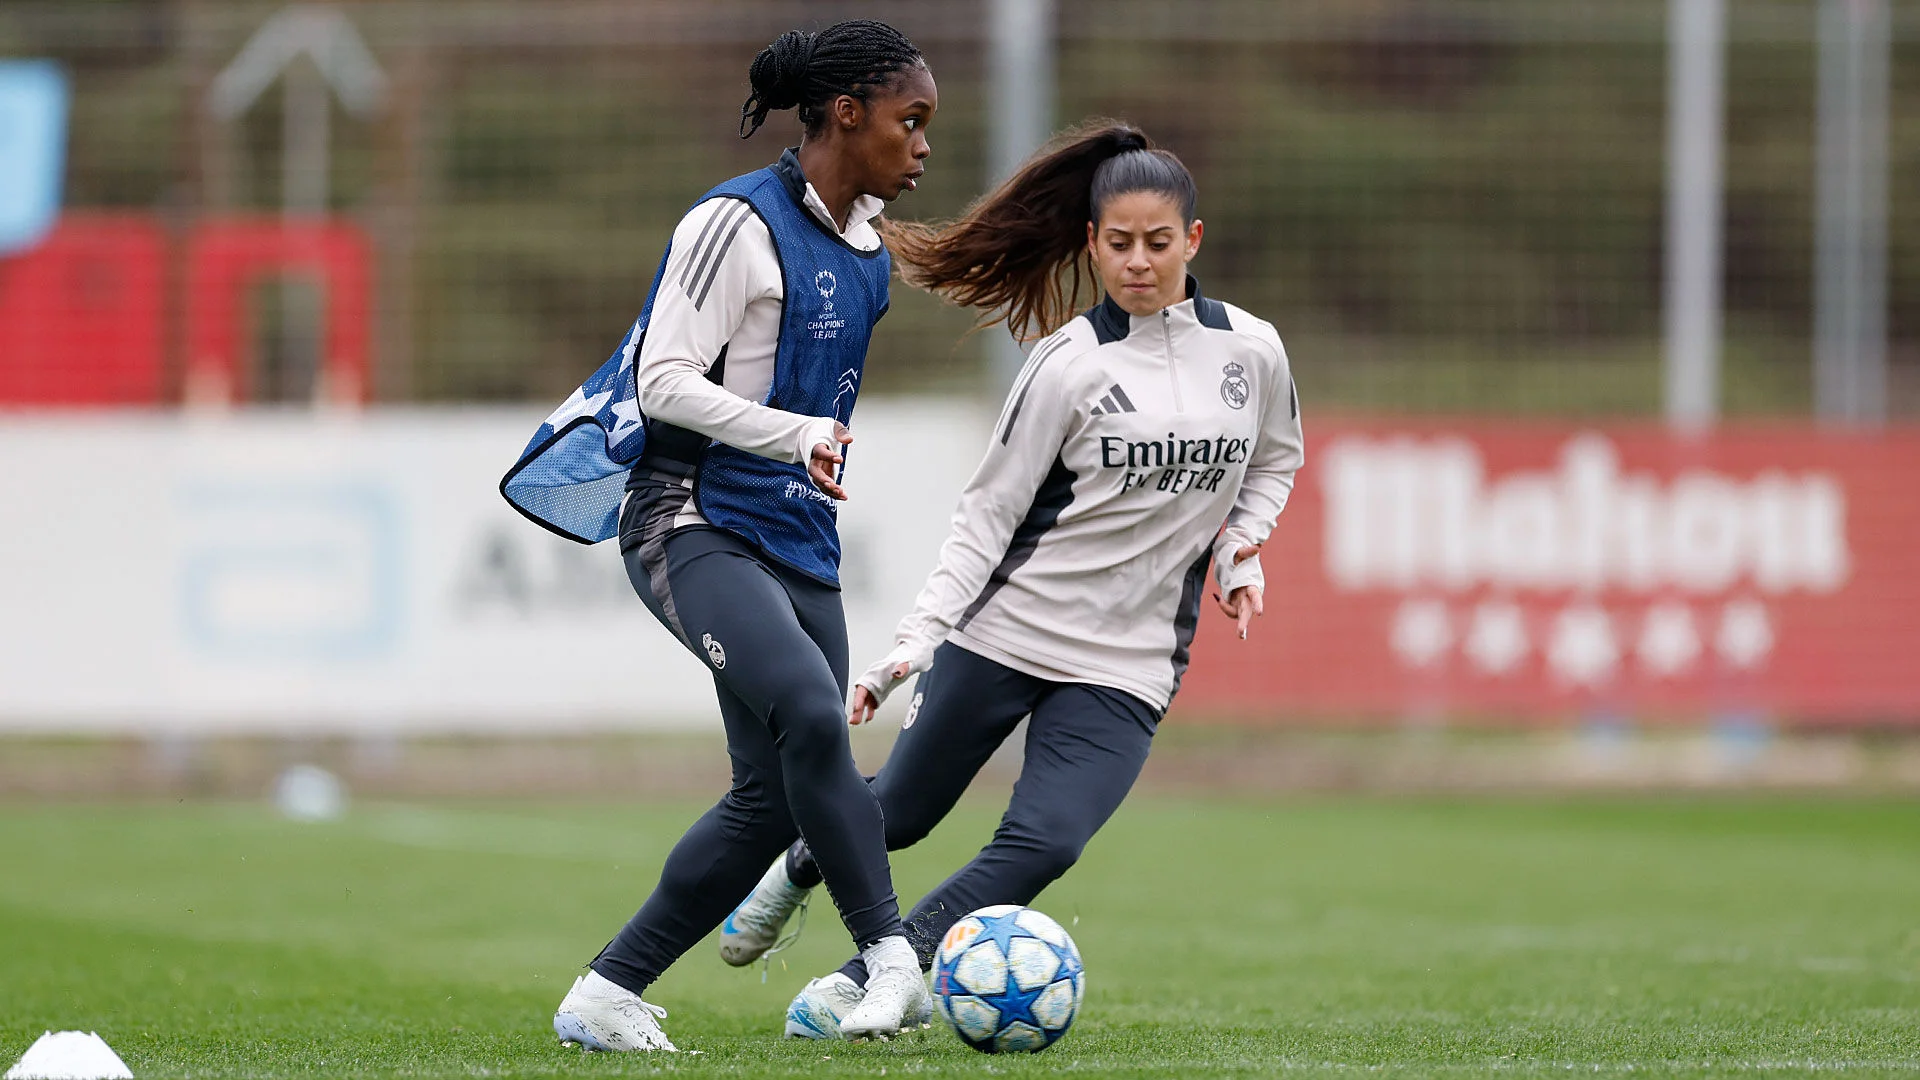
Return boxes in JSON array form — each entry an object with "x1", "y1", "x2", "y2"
[{"x1": 931, "y1": 904, "x2": 1084, "y2": 1053}]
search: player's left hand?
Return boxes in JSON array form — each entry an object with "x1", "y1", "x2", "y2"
[
  {"x1": 848, "y1": 675, "x2": 906, "y2": 726},
  {"x1": 1213, "y1": 543, "x2": 1264, "y2": 640},
  {"x1": 848, "y1": 642, "x2": 932, "y2": 725},
  {"x1": 1215, "y1": 585, "x2": 1264, "y2": 640},
  {"x1": 808, "y1": 421, "x2": 854, "y2": 501}
]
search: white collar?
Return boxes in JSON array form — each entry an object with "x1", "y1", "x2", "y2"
[{"x1": 801, "y1": 183, "x2": 884, "y2": 239}]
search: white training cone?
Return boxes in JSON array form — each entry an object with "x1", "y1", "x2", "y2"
[{"x1": 6, "y1": 1031, "x2": 133, "y2": 1080}]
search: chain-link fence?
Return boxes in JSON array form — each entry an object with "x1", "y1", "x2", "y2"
[{"x1": 1, "y1": 0, "x2": 1914, "y2": 415}]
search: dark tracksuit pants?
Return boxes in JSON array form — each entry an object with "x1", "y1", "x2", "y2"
[
  {"x1": 785, "y1": 641, "x2": 1159, "y2": 984},
  {"x1": 589, "y1": 480, "x2": 901, "y2": 996}
]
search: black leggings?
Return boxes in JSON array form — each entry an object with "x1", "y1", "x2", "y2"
[
  {"x1": 589, "y1": 486, "x2": 901, "y2": 995},
  {"x1": 786, "y1": 641, "x2": 1158, "y2": 982}
]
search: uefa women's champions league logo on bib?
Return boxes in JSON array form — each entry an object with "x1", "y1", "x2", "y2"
[
  {"x1": 1220, "y1": 361, "x2": 1250, "y2": 410},
  {"x1": 809, "y1": 270, "x2": 846, "y2": 340}
]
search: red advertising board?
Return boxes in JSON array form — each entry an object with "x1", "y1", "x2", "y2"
[
  {"x1": 1178, "y1": 420, "x2": 1920, "y2": 725},
  {"x1": 0, "y1": 213, "x2": 372, "y2": 407},
  {"x1": 0, "y1": 215, "x2": 165, "y2": 404}
]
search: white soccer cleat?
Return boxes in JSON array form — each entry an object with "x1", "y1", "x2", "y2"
[
  {"x1": 783, "y1": 970, "x2": 930, "y2": 1040},
  {"x1": 837, "y1": 936, "x2": 933, "y2": 1041},
  {"x1": 718, "y1": 857, "x2": 811, "y2": 967},
  {"x1": 552, "y1": 970, "x2": 678, "y2": 1052},
  {"x1": 782, "y1": 972, "x2": 866, "y2": 1040},
  {"x1": 909, "y1": 982, "x2": 933, "y2": 1028}
]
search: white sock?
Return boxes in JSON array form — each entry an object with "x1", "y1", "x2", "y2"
[
  {"x1": 581, "y1": 970, "x2": 639, "y2": 999},
  {"x1": 861, "y1": 934, "x2": 916, "y2": 974}
]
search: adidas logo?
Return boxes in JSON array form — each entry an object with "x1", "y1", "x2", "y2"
[{"x1": 1089, "y1": 383, "x2": 1137, "y2": 416}]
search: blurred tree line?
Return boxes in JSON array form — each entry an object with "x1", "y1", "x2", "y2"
[{"x1": 1, "y1": 0, "x2": 1913, "y2": 415}]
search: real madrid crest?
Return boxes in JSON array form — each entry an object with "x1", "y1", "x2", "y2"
[{"x1": 1220, "y1": 361, "x2": 1250, "y2": 410}]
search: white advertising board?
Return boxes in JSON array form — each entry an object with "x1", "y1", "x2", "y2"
[{"x1": 0, "y1": 403, "x2": 989, "y2": 733}]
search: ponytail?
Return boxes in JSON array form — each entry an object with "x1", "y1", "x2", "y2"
[{"x1": 883, "y1": 120, "x2": 1196, "y2": 341}]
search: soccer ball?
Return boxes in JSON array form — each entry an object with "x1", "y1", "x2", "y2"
[{"x1": 931, "y1": 904, "x2": 1084, "y2": 1053}]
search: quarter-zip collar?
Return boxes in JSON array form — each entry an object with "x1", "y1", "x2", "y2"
[
  {"x1": 772, "y1": 148, "x2": 885, "y2": 252},
  {"x1": 1089, "y1": 274, "x2": 1207, "y2": 343}
]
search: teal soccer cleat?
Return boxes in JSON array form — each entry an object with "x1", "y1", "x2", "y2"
[
  {"x1": 783, "y1": 972, "x2": 866, "y2": 1039},
  {"x1": 719, "y1": 857, "x2": 811, "y2": 967}
]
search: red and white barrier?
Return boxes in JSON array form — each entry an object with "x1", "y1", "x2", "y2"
[{"x1": 1180, "y1": 420, "x2": 1920, "y2": 724}]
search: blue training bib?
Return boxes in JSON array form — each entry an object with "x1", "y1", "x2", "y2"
[{"x1": 500, "y1": 159, "x2": 889, "y2": 587}]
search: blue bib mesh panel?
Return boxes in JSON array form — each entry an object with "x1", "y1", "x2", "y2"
[
  {"x1": 501, "y1": 165, "x2": 888, "y2": 580},
  {"x1": 500, "y1": 255, "x2": 666, "y2": 544},
  {"x1": 505, "y1": 421, "x2": 633, "y2": 542}
]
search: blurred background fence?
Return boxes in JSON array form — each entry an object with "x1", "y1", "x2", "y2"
[
  {"x1": 3, "y1": 0, "x2": 1919, "y2": 742},
  {"x1": 2, "y1": 0, "x2": 1916, "y2": 414}
]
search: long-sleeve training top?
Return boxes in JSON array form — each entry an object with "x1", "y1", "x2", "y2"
[
  {"x1": 635, "y1": 152, "x2": 885, "y2": 529},
  {"x1": 888, "y1": 278, "x2": 1306, "y2": 711}
]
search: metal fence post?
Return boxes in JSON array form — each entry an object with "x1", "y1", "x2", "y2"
[
  {"x1": 1663, "y1": 0, "x2": 1726, "y2": 432},
  {"x1": 986, "y1": 0, "x2": 1055, "y2": 392},
  {"x1": 1814, "y1": 0, "x2": 1890, "y2": 426}
]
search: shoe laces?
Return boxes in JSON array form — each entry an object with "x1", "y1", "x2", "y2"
[
  {"x1": 603, "y1": 993, "x2": 667, "y2": 1026},
  {"x1": 861, "y1": 959, "x2": 922, "y2": 1004},
  {"x1": 610, "y1": 998, "x2": 671, "y2": 1049},
  {"x1": 734, "y1": 886, "x2": 805, "y2": 939},
  {"x1": 821, "y1": 974, "x2": 864, "y2": 1003},
  {"x1": 751, "y1": 893, "x2": 810, "y2": 984},
  {"x1": 767, "y1": 893, "x2": 809, "y2": 956}
]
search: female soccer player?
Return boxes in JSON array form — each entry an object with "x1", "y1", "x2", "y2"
[
  {"x1": 505, "y1": 21, "x2": 938, "y2": 1051},
  {"x1": 713, "y1": 122, "x2": 1305, "y2": 1039}
]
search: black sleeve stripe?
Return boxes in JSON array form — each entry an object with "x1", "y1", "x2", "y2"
[
  {"x1": 1010, "y1": 332, "x2": 1069, "y2": 397},
  {"x1": 692, "y1": 206, "x2": 758, "y2": 310},
  {"x1": 955, "y1": 455, "x2": 1079, "y2": 632},
  {"x1": 675, "y1": 201, "x2": 734, "y2": 290},
  {"x1": 999, "y1": 338, "x2": 1055, "y2": 419},
  {"x1": 996, "y1": 334, "x2": 1072, "y2": 445},
  {"x1": 1290, "y1": 378, "x2": 1299, "y2": 420},
  {"x1": 1167, "y1": 545, "x2": 1215, "y2": 695},
  {"x1": 681, "y1": 200, "x2": 751, "y2": 299},
  {"x1": 997, "y1": 338, "x2": 1065, "y2": 444}
]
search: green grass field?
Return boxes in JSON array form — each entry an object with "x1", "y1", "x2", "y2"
[{"x1": 2, "y1": 796, "x2": 1917, "y2": 1078}]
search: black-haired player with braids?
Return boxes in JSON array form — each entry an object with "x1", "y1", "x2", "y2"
[
  {"x1": 714, "y1": 122, "x2": 1306, "y2": 1039},
  {"x1": 528, "y1": 20, "x2": 938, "y2": 1051}
]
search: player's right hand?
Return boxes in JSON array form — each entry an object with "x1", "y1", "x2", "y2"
[{"x1": 808, "y1": 421, "x2": 854, "y2": 501}]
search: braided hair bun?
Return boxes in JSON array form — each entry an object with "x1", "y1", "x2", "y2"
[
  {"x1": 740, "y1": 20, "x2": 923, "y2": 138},
  {"x1": 745, "y1": 30, "x2": 813, "y2": 118}
]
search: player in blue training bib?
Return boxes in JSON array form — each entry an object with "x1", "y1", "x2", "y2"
[{"x1": 511, "y1": 20, "x2": 940, "y2": 1051}]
